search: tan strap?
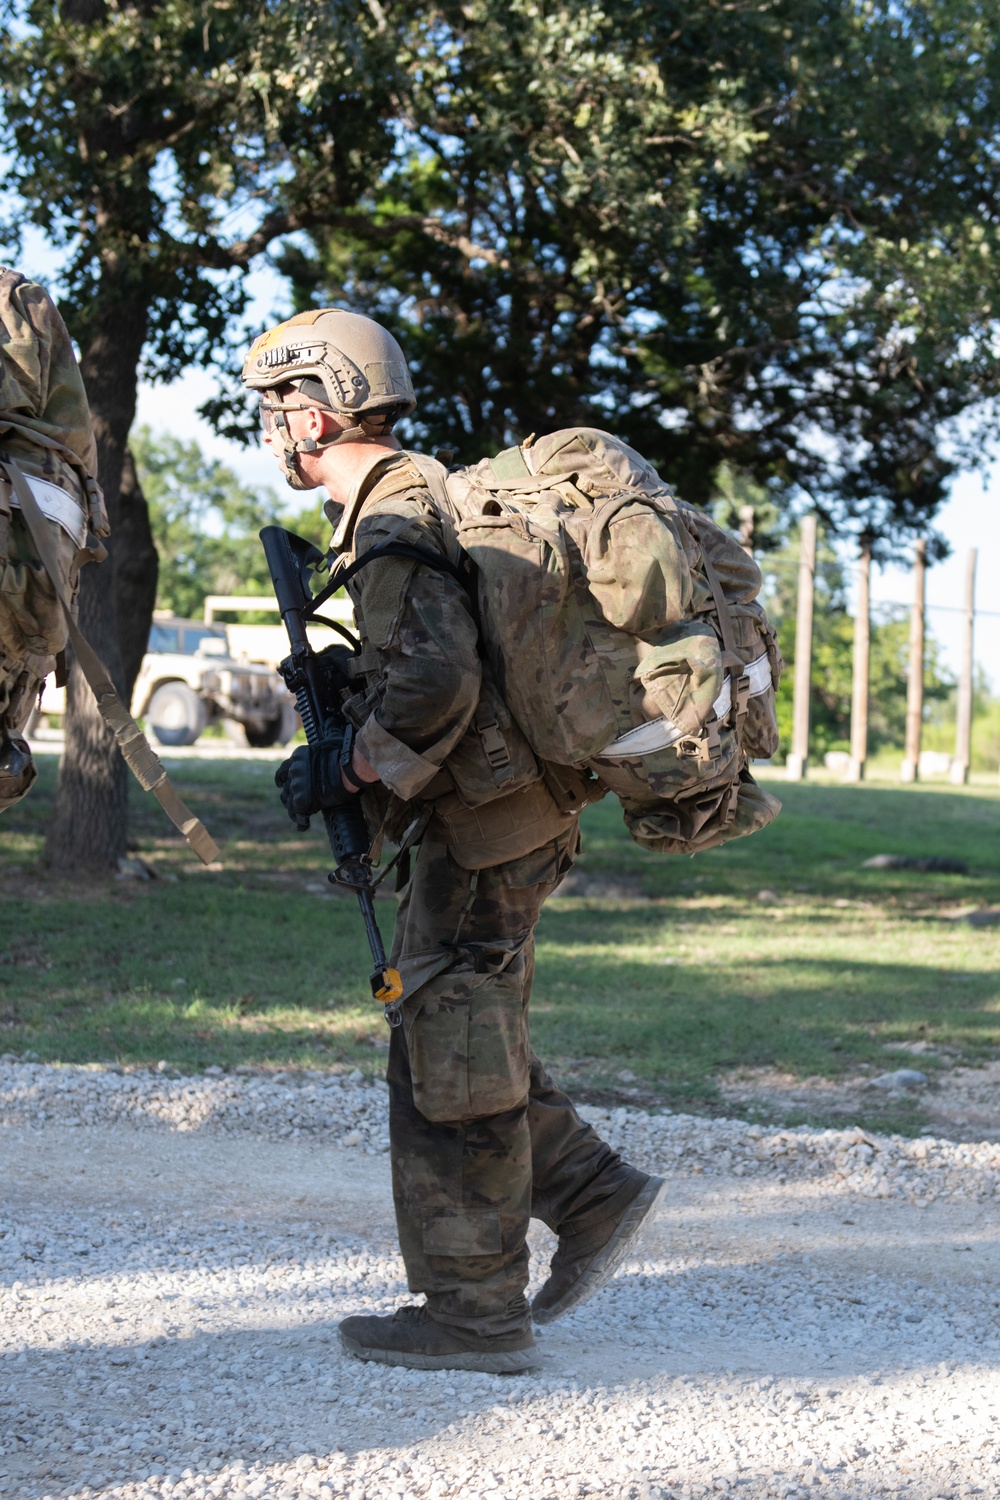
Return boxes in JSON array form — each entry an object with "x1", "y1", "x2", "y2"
[
  {"x1": 685, "y1": 515, "x2": 748, "y2": 733},
  {"x1": 2, "y1": 458, "x2": 219, "y2": 865}
]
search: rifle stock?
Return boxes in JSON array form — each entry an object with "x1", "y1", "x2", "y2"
[{"x1": 259, "y1": 525, "x2": 403, "y2": 1019}]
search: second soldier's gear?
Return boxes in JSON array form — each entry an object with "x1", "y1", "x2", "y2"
[
  {"x1": 0, "y1": 727, "x2": 35, "y2": 810},
  {"x1": 0, "y1": 264, "x2": 107, "y2": 808},
  {"x1": 243, "y1": 309, "x2": 416, "y2": 489},
  {"x1": 0, "y1": 266, "x2": 217, "y2": 859}
]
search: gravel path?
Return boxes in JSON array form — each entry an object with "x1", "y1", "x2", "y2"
[{"x1": 2, "y1": 1059, "x2": 999, "y2": 1500}]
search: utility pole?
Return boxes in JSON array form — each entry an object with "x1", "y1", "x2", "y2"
[
  {"x1": 846, "y1": 535, "x2": 872, "y2": 783},
  {"x1": 900, "y1": 538, "x2": 927, "y2": 783},
  {"x1": 950, "y1": 548, "x2": 977, "y2": 786},
  {"x1": 738, "y1": 504, "x2": 756, "y2": 557},
  {"x1": 786, "y1": 513, "x2": 817, "y2": 782}
]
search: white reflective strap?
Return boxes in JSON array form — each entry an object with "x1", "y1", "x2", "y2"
[
  {"x1": 10, "y1": 473, "x2": 87, "y2": 549},
  {"x1": 746, "y1": 652, "x2": 772, "y2": 697},
  {"x1": 599, "y1": 652, "x2": 772, "y2": 760},
  {"x1": 598, "y1": 717, "x2": 684, "y2": 759},
  {"x1": 712, "y1": 652, "x2": 772, "y2": 719}
]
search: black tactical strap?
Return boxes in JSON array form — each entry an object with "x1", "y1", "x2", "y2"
[
  {"x1": 3, "y1": 459, "x2": 219, "y2": 865},
  {"x1": 320, "y1": 537, "x2": 470, "y2": 602}
]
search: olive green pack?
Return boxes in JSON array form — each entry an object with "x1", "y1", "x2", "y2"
[{"x1": 405, "y1": 427, "x2": 783, "y2": 857}]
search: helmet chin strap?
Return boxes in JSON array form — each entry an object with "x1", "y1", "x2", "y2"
[{"x1": 272, "y1": 408, "x2": 371, "y2": 488}]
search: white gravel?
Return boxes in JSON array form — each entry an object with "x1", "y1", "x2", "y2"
[{"x1": 2, "y1": 1056, "x2": 999, "y2": 1500}]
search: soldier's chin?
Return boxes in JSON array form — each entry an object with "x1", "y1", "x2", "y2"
[{"x1": 280, "y1": 457, "x2": 319, "y2": 493}]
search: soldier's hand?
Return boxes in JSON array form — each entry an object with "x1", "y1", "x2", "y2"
[{"x1": 274, "y1": 739, "x2": 357, "y2": 830}]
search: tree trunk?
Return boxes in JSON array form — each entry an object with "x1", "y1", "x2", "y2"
[
  {"x1": 115, "y1": 447, "x2": 159, "y2": 700},
  {"x1": 44, "y1": 279, "x2": 148, "y2": 873}
]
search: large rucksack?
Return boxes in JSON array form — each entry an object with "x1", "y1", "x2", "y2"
[
  {"x1": 401, "y1": 428, "x2": 783, "y2": 856},
  {"x1": 0, "y1": 267, "x2": 217, "y2": 860},
  {"x1": 0, "y1": 267, "x2": 109, "y2": 806}
]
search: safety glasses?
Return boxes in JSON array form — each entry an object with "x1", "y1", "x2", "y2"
[{"x1": 258, "y1": 398, "x2": 313, "y2": 434}]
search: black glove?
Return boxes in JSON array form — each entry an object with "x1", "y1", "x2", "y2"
[{"x1": 274, "y1": 737, "x2": 357, "y2": 830}]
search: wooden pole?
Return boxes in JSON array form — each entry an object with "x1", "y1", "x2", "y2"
[
  {"x1": 786, "y1": 513, "x2": 817, "y2": 781},
  {"x1": 950, "y1": 548, "x2": 977, "y2": 786},
  {"x1": 846, "y1": 536, "x2": 872, "y2": 782},
  {"x1": 900, "y1": 538, "x2": 927, "y2": 783},
  {"x1": 738, "y1": 504, "x2": 756, "y2": 557}
]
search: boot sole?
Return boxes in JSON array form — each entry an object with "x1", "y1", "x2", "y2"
[
  {"x1": 338, "y1": 1328, "x2": 538, "y2": 1374},
  {"x1": 532, "y1": 1174, "x2": 668, "y2": 1325}
]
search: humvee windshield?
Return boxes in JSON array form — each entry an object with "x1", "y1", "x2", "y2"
[{"x1": 147, "y1": 624, "x2": 227, "y2": 655}]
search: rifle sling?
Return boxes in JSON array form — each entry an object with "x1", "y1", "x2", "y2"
[
  {"x1": 2, "y1": 458, "x2": 219, "y2": 865},
  {"x1": 317, "y1": 538, "x2": 469, "y2": 606}
]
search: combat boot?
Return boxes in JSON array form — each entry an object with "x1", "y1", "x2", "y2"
[
  {"x1": 338, "y1": 1305, "x2": 537, "y2": 1373},
  {"x1": 532, "y1": 1173, "x2": 667, "y2": 1324}
]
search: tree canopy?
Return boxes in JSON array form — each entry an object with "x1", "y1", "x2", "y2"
[{"x1": 285, "y1": 0, "x2": 1000, "y2": 559}]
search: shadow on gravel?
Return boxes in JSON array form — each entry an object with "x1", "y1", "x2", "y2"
[{"x1": 5, "y1": 1198, "x2": 1000, "y2": 1500}]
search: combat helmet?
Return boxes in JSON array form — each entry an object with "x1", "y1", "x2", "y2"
[{"x1": 242, "y1": 309, "x2": 415, "y2": 488}]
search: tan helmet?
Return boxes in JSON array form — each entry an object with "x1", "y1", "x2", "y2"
[
  {"x1": 243, "y1": 308, "x2": 414, "y2": 416},
  {"x1": 242, "y1": 310, "x2": 415, "y2": 489}
]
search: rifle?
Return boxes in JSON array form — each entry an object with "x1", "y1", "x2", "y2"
[{"x1": 259, "y1": 525, "x2": 403, "y2": 1022}]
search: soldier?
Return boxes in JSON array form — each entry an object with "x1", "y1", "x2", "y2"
[
  {"x1": 0, "y1": 268, "x2": 106, "y2": 810},
  {"x1": 243, "y1": 310, "x2": 666, "y2": 1373}
]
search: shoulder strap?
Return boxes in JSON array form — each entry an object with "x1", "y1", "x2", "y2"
[
  {"x1": 324, "y1": 536, "x2": 470, "y2": 596},
  {"x1": 2, "y1": 458, "x2": 219, "y2": 865}
]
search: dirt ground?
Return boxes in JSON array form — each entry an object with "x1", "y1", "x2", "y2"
[{"x1": 716, "y1": 1058, "x2": 1000, "y2": 1143}]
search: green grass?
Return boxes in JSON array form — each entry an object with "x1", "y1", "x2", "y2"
[{"x1": 1, "y1": 752, "x2": 998, "y2": 1131}]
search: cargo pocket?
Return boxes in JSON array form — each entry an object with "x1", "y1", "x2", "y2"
[
  {"x1": 405, "y1": 940, "x2": 531, "y2": 1123},
  {"x1": 422, "y1": 1208, "x2": 503, "y2": 1258}
]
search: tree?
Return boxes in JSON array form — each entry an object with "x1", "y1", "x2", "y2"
[
  {"x1": 132, "y1": 427, "x2": 326, "y2": 619},
  {"x1": 0, "y1": 0, "x2": 399, "y2": 870},
  {"x1": 285, "y1": 0, "x2": 1000, "y2": 554}
]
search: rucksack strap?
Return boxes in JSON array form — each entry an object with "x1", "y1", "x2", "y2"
[
  {"x1": 0, "y1": 411, "x2": 109, "y2": 539},
  {"x1": 320, "y1": 536, "x2": 470, "y2": 601},
  {"x1": 323, "y1": 510, "x2": 513, "y2": 790},
  {"x1": 2, "y1": 458, "x2": 219, "y2": 865},
  {"x1": 686, "y1": 515, "x2": 751, "y2": 730}
]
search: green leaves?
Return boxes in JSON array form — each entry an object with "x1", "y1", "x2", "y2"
[
  {"x1": 0, "y1": 0, "x2": 401, "y2": 380},
  {"x1": 131, "y1": 425, "x2": 326, "y2": 619},
  {"x1": 288, "y1": 0, "x2": 1000, "y2": 549}
]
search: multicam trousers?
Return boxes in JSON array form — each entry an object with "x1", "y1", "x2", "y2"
[{"x1": 387, "y1": 820, "x2": 645, "y2": 1338}]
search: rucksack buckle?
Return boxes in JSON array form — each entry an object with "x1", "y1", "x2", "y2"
[
  {"x1": 733, "y1": 671, "x2": 750, "y2": 724},
  {"x1": 475, "y1": 708, "x2": 513, "y2": 783},
  {"x1": 678, "y1": 719, "x2": 721, "y2": 763}
]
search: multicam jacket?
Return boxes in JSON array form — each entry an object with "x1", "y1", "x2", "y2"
[{"x1": 337, "y1": 450, "x2": 581, "y2": 869}]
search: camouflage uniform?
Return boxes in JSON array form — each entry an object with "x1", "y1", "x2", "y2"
[
  {"x1": 342, "y1": 452, "x2": 644, "y2": 1338},
  {"x1": 0, "y1": 268, "x2": 104, "y2": 747}
]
